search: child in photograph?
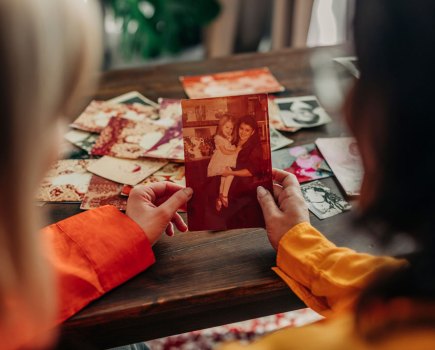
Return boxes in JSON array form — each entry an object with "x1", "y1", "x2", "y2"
[{"x1": 207, "y1": 115, "x2": 240, "y2": 211}]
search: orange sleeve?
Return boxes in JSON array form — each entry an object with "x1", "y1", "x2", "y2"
[
  {"x1": 272, "y1": 222, "x2": 407, "y2": 316},
  {"x1": 41, "y1": 205, "x2": 155, "y2": 324}
]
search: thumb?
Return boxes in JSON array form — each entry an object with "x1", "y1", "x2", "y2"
[
  {"x1": 159, "y1": 187, "x2": 193, "y2": 216},
  {"x1": 257, "y1": 186, "x2": 280, "y2": 220}
]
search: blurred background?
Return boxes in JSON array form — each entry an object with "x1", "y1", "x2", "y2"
[{"x1": 102, "y1": 0, "x2": 353, "y2": 70}]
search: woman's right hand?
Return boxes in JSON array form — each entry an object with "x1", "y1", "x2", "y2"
[{"x1": 257, "y1": 169, "x2": 310, "y2": 250}]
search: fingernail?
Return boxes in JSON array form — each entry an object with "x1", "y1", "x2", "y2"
[
  {"x1": 183, "y1": 187, "x2": 193, "y2": 197},
  {"x1": 257, "y1": 186, "x2": 267, "y2": 197}
]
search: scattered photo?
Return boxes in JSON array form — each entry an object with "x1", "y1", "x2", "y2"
[
  {"x1": 333, "y1": 56, "x2": 360, "y2": 78},
  {"x1": 268, "y1": 97, "x2": 300, "y2": 132},
  {"x1": 315, "y1": 137, "x2": 363, "y2": 196},
  {"x1": 182, "y1": 94, "x2": 273, "y2": 231},
  {"x1": 301, "y1": 180, "x2": 351, "y2": 219},
  {"x1": 180, "y1": 67, "x2": 285, "y2": 99},
  {"x1": 90, "y1": 117, "x2": 165, "y2": 159},
  {"x1": 272, "y1": 143, "x2": 333, "y2": 183},
  {"x1": 64, "y1": 129, "x2": 99, "y2": 153},
  {"x1": 141, "y1": 163, "x2": 185, "y2": 187},
  {"x1": 80, "y1": 175, "x2": 127, "y2": 211},
  {"x1": 108, "y1": 91, "x2": 159, "y2": 107},
  {"x1": 36, "y1": 159, "x2": 94, "y2": 202},
  {"x1": 71, "y1": 100, "x2": 159, "y2": 133},
  {"x1": 145, "y1": 99, "x2": 184, "y2": 160},
  {"x1": 87, "y1": 156, "x2": 167, "y2": 186},
  {"x1": 275, "y1": 96, "x2": 331, "y2": 128},
  {"x1": 270, "y1": 127, "x2": 294, "y2": 151}
]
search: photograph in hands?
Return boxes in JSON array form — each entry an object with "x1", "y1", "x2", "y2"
[{"x1": 182, "y1": 94, "x2": 273, "y2": 231}]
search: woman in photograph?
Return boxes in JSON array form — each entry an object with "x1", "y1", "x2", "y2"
[
  {"x1": 223, "y1": 0, "x2": 435, "y2": 348},
  {"x1": 222, "y1": 115, "x2": 270, "y2": 227}
]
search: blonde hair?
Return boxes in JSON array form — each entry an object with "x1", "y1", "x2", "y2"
[
  {"x1": 0, "y1": 0, "x2": 101, "y2": 346},
  {"x1": 216, "y1": 115, "x2": 235, "y2": 142}
]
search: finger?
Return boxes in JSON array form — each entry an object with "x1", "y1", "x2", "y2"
[
  {"x1": 171, "y1": 212, "x2": 188, "y2": 232},
  {"x1": 272, "y1": 169, "x2": 299, "y2": 188},
  {"x1": 165, "y1": 222, "x2": 175, "y2": 237},
  {"x1": 273, "y1": 183, "x2": 283, "y2": 199},
  {"x1": 256, "y1": 186, "x2": 281, "y2": 220},
  {"x1": 158, "y1": 187, "x2": 193, "y2": 219}
]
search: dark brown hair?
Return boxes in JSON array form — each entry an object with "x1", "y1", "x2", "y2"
[{"x1": 350, "y1": 0, "x2": 435, "y2": 336}]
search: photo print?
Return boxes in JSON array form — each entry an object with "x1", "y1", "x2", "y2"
[
  {"x1": 275, "y1": 96, "x2": 331, "y2": 128},
  {"x1": 272, "y1": 143, "x2": 333, "y2": 183},
  {"x1": 315, "y1": 137, "x2": 363, "y2": 196},
  {"x1": 182, "y1": 94, "x2": 273, "y2": 231},
  {"x1": 300, "y1": 180, "x2": 351, "y2": 219},
  {"x1": 180, "y1": 67, "x2": 285, "y2": 99}
]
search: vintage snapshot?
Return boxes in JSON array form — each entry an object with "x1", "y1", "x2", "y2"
[
  {"x1": 182, "y1": 93, "x2": 273, "y2": 231},
  {"x1": 71, "y1": 100, "x2": 159, "y2": 133},
  {"x1": 272, "y1": 143, "x2": 333, "y2": 183},
  {"x1": 87, "y1": 156, "x2": 167, "y2": 186},
  {"x1": 270, "y1": 127, "x2": 294, "y2": 151},
  {"x1": 90, "y1": 117, "x2": 165, "y2": 159},
  {"x1": 315, "y1": 137, "x2": 363, "y2": 196},
  {"x1": 300, "y1": 180, "x2": 351, "y2": 219},
  {"x1": 333, "y1": 56, "x2": 360, "y2": 79},
  {"x1": 108, "y1": 90, "x2": 159, "y2": 107},
  {"x1": 80, "y1": 175, "x2": 127, "y2": 211},
  {"x1": 64, "y1": 129, "x2": 99, "y2": 153},
  {"x1": 268, "y1": 97, "x2": 300, "y2": 132},
  {"x1": 36, "y1": 160, "x2": 94, "y2": 202},
  {"x1": 275, "y1": 96, "x2": 331, "y2": 128},
  {"x1": 180, "y1": 67, "x2": 285, "y2": 99}
]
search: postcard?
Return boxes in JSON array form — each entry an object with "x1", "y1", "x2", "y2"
[
  {"x1": 180, "y1": 67, "x2": 285, "y2": 99},
  {"x1": 272, "y1": 143, "x2": 333, "y2": 183},
  {"x1": 275, "y1": 96, "x2": 331, "y2": 128},
  {"x1": 108, "y1": 91, "x2": 159, "y2": 107},
  {"x1": 144, "y1": 98, "x2": 184, "y2": 160},
  {"x1": 36, "y1": 159, "x2": 94, "y2": 202},
  {"x1": 315, "y1": 137, "x2": 363, "y2": 196},
  {"x1": 270, "y1": 127, "x2": 294, "y2": 151},
  {"x1": 268, "y1": 97, "x2": 300, "y2": 132},
  {"x1": 301, "y1": 180, "x2": 351, "y2": 219},
  {"x1": 71, "y1": 100, "x2": 159, "y2": 133},
  {"x1": 141, "y1": 163, "x2": 185, "y2": 187},
  {"x1": 80, "y1": 175, "x2": 127, "y2": 211},
  {"x1": 90, "y1": 117, "x2": 165, "y2": 159},
  {"x1": 333, "y1": 56, "x2": 360, "y2": 79},
  {"x1": 87, "y1": 156, "x2": 167, "y2": 186},
  {"x1": 64, "y1": 129, "x2": 99, "y2": 153},
  {"x1": 182, "y1": 93, "x2": 273, "y2": 231}
]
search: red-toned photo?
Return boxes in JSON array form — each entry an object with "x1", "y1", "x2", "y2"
[
  {"x1": 180, "y1": 67, "x2": 285, "y2": 99},
  {"x1": 182, "y1": 94, "x2": 273, "y2": 231}
]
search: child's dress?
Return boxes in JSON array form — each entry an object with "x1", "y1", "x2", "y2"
[{"x1": 207, "y1": 135, "x2": 238, "y2": 177}]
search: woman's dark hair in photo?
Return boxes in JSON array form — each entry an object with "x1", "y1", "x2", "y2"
[
  {"x1": 235, "y1": 115, "x2": 261, "y2": 148},
  {"x1": 348, "y1": 0, "x2": 435, "y2": 335}
]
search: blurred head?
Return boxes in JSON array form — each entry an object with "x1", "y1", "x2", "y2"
[
  {"x1": 346, "y1": 0, "x2": 435, "y2": 243},
  {"x1": 0, "y1": 0, "x2": 101, "y2": 345}
]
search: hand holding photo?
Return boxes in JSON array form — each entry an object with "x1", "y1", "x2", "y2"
[
  {"x1": 182, "y1": 94, "x2": 273, "y2": 231},
  {"x1": 275, "y1": 96, "x2": 331, "y2": 128},
  {"x1": 301, "y1": 180, "x2": 351, "y2": 219}
]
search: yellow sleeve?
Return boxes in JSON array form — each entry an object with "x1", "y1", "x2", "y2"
[{"x1": 272, "y1": 222, "x2": 407, "y2": 315}]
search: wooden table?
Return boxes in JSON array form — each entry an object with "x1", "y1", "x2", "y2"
[{"x1": 50, "y1": 46, "x2": 410, "y2": 349}]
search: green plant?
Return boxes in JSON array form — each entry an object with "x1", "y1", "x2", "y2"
[{"x1": 105, "y1": 0, "x2": 221, "y2": 59}]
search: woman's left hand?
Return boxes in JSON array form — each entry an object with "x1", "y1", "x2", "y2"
[{"x1": 126, "y1": 182, "x2": 193, "y2": 245}]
